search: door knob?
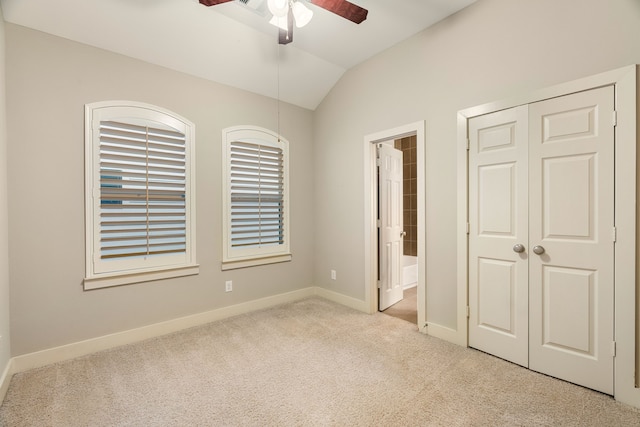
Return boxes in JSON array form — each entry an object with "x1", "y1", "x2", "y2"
[
  {"x1": 532, "y1": 245, "x2": 545, "y2": 255},
  {"x1": 512, "y1": 244, "x2": 525, "y2": 253},
  {"x1": 400, "y1": 231, "x2": 407, "y2": 238}
]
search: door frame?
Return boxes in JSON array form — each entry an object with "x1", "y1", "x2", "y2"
[
  {"x1": 364, "y1": 121, "x2": 426, "y2": 331},
  {"x1": 457, "y1": 65, "x2": 637, "y2": 405}
]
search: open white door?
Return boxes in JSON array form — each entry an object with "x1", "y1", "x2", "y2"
[{"x1": 378, "y1": 143, "x2": 404, "y2": 311}]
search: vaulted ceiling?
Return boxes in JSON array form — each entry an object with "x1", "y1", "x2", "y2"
[{"x1": 0, "y1": 0, "x2": 476, "y2": 110}]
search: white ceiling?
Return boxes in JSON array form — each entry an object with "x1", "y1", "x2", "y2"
[{"x1": 0, "y1": 0, "x2": 475, "y2": 110}]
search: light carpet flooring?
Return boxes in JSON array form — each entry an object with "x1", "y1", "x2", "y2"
[{"x1": 2, "y1": 297, "x2": 640, "y2": 426}]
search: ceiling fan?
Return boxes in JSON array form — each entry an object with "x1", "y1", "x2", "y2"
[{"x1": 199, "y1": 0, "x2": 368, "y2": 45}]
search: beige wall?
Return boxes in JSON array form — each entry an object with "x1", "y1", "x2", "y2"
[
  {"x1": 5, "y1": 24, "x2": 315, "y2": 356},
  {"x1": 4, "y1": 0, "x2": 640, "y2": 369},
  {"x1": 313, "y1": 0, "x2": 640, "y2": 330},
  {"x1": 0, "y1": 7, "x2": 11, "y2": 374}
]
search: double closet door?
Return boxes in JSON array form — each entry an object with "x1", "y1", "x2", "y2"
[{"x1": 468, "y1": 86, "x2": 615, "y2": 395}]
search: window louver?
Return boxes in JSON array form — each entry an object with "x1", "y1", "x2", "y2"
[
  {"x1": 99, "y1": 120, "x2": 187, "y2": 260},
  {"x1": 229, "y1": 141, "x2": 284, "y2": 248}
]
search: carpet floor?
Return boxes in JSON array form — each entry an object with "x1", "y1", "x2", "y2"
[{"x1": 1, "y1": 297, "x2": 640, "y2": 426}]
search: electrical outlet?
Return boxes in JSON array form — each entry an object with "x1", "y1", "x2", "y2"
[
  {"x1": 225, "y1": 280, "x2": 233, "y2": 292},
  {"x1": 331, "y1": 270, "x2": 336, "y2": 280}
]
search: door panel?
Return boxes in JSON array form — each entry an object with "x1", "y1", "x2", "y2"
[
  {"x1": 543, "y1": 155, "x2": 594, "y2": 239},
  {"x1": 468, "y1": 106, "x2": 529, "y2": 367},
  {"x1": 378, "y1": 143, "x2": 404, "y2": 311},
  {"x1": 478, "y1": 163, "x2": 516, "y2": 235},
  {"x1": 528, "y1": 86, "x2": 614, "y2": 394},
  {"x1": 542, "y1": 266, "x2": 595, "y2": 355},
  {"x1": 477, "y1": 257, "x2": 516, "y2": 334}
]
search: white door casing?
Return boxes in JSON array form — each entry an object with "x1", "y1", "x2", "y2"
[
  {"x1": 378, "y1": 143, "x2": 404, "y2": 311},
  {"x1": 468, "y1": 86, "x2": 615, "y2": 394},
  {"x1": 468, "y1": 106, "x2": 529, "y2": 367},
  {"x1": 528, "y1": 86, "x2": 615, "y2": 394}
]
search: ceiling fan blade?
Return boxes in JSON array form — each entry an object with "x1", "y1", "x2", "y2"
[
  {"x1": 278, "y1": 7, "x2": 294, "y2": 45},
  {"x1": 199, "y1": 0, "x2": 233, "y2": 6},
  {"x1": 311, "y1": 0, "x2": 368, "y2": 24}
]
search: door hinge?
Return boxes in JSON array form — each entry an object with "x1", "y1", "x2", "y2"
[
  {"x1": 612, "y1": 110, "x2": 618, "y2": 127},
  {"x1": 376, "y1": 219, "x2": 381, "y2": 228},
  {"x1": 466, "y1": 138, "x2": 470, "y2": 151},
  {"x1": 377, "y1": 280, "x2": 381, "y2": 289},
  {"x1": 611, "y1": 341, "x2": 617, "y2": 357},
  {"x1": 466, "y1": 222, "x2": 470, "y2": 235},
  {"x1": 376, "y1": 158, "x2": 381, "y2": 167},
  {"x1": 466, "y1": 306, "x2": 470, "y2": 318},
  {"x1": 612, "y1": 226, "x2": 617, "y2": 243}
]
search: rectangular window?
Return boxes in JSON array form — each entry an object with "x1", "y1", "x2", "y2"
[
  {"x1": 222, "y1": 126, "x2": 291, "y2": 269},
  {"x1": 85, "y1": 102, "x2": 198, "y2": 289}
]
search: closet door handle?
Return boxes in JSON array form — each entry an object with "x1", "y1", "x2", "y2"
[
  {"x1": 513, "y1": 244, "x2": 525, "y2": 253},
  {"x1": 532, "y1": 245, "x2": 545, "y2": 255},
  {"x1": 400, "y1": 231, "x2": 407, "y2": 238}
]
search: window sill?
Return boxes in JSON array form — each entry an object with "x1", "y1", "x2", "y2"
[
  {"x1": 84, "y1": 265, "x2": 200, "y2": 290},
  {"x1": 221, "y1": 254, "x2": 292, "y2": 271}
]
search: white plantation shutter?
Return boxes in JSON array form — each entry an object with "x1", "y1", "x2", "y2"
[
  {"x1": 223, "y1": 127, "x2": 290, "y2": 268},
  {"x1": 85, "y1": 102, "x2": 197, "y2": 289},
  {"x1": 229, "y1": 141, "x2": 284, "y2": 248},
  {"x1": 99, "y1": 121, "x2": 187, "y2": 259}
]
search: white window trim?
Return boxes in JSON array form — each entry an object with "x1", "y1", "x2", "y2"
[
  {"x1": 84, "y1": 101, "x2": 198, "y2": 289},
  {"x1": 221, "y1": 126, "x2": 291, "y2": 270}
]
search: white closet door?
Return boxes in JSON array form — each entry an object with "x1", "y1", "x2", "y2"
[
  {"x1": 528, "y1": 86, "x2": 615, "y2": 394},
  {"x1": 468, "y1": 106, "x2": 529, "y2": 367}
]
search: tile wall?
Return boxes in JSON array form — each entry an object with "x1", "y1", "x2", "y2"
[{"x1": 395, "y1": 136, "x2": 417, "y2": 257}]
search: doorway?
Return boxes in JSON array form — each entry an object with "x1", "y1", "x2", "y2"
[
  {"x1": 379, "y1": 137, "x2": 419, "y2": 324},
  {"x1": 363, "y1": 121, "x2": 426, "y2": 331}
]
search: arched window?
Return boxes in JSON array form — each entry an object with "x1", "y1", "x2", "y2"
[
  {"x1": 222, "y1": 126, "x2": 291, "y2": 270},
  {"x1": 84, "y1": 101, "x2": 198, "y2": 289}
]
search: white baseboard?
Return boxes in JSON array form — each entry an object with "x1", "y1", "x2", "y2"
[
  {"x1": 11, "y1": 287, "x2": 316, "y2": 374},
  {"x1": 314, "y1": 287, "x2": 369, "y2": 313},
  {"x1": 0, "y1": 358, "x2": 12, "y2": 404},
  {"x1": 425, "y1": 322, "x2": 467, "y2": 347}
]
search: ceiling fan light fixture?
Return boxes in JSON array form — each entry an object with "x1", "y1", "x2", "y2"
[
  {"x1": 292, "y1": 1, "x2": 313, "y2": 28},
  {"x1": 269, "y1": 14, "x2": 289, "y2": 31},
  {"x1": 267, "y1": 0, "x2": 289, "y2": 17}
]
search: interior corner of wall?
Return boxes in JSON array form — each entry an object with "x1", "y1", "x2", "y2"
[{"x1": 0, "y1": 356, "x2": 13, "y2": 405}]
